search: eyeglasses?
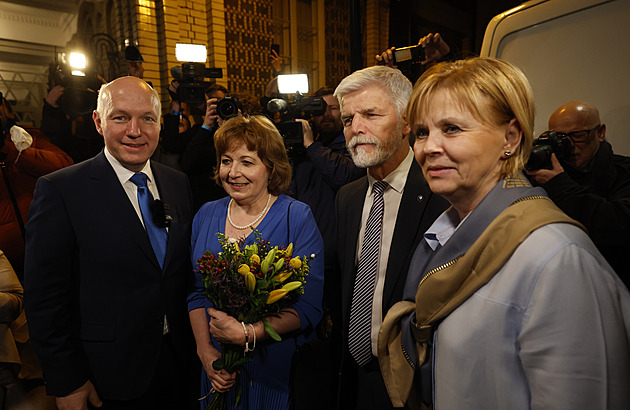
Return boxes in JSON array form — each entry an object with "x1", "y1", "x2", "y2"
[{"x1": 559, "y1": 125, "x2": 601, "y2": 143}]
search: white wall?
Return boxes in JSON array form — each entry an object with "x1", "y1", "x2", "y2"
[{"x1": 481, "y1": 0, "x2": 630, "y2": 155}]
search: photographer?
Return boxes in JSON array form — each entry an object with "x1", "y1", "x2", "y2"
[
  {"x1": 41, "y1": 85, "x2": 104, "y2": 163},
  {"x1": 527, "y1": 100, "x2": 630, "y2": 286},
  {"x1": 290, "y1": 87, "x2": 365, "y2": 248},
  {"x1": 0, "y1": 95, "x2": 73, "y2": 279},
  {"x1": 285, "y1": 87, "x2": 363, "y2": 410}
]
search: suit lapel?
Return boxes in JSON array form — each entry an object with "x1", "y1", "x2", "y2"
[
  {"x1": 381, "y1": 161, "x2": 431, "y2": 312},
  {"x1": 89, "y1": 153, "x2": 161, "y2": 270},
  {"x1": 151, "y1": 163, "x2": 174, "y2": 272}
]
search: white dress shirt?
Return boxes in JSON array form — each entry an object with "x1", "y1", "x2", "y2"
[
  {"x1": 104, "y1": 148, "x2": 169, "y2": 333},
  {"x1": 356, "y1": 147, "x2": 414, "y2": 356}
]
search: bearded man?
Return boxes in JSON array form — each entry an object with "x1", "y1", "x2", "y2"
[{"x1": 332, "y1": 66, "x2": 448, "y2": 409}]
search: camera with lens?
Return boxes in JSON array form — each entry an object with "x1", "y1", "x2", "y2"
[
  {"x1": 216, "y1": 97, "x2": 243, "y2": 120},
  {"x1": 177, "y1": 62, "x2": 223, "y2": 104},
  {"x1": 49, "y1": 56, "x2": 102, "y2": 117},
  {"x1": 525, "y1": 130, "x2": 573, "y2": 171},
  {"x1": 392, "y1": 44, "x2": 425, "y2": 65},
  {"x1": 266, "y1": 93, "x2": 327, "y2": 147}
]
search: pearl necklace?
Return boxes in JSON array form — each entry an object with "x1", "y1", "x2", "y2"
[{"x1": 227, "y1": 193, "x2": 272, "y2": 230}]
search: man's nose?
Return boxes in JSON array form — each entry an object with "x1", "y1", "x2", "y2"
[
  {"x1": 351, "y1": 116, "x2": 365, "y2": 134},
  {"x1": 126, "y1": 118, "x2": 141, "y2": 137}
]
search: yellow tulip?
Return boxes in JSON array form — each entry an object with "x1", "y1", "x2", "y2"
[
  {"x1": 250, "y1": 254, "x2": 261, "y2": 264},
  {"x1": 285, "y1": 243, "x2": 294, "y2": 257},
  {"x1": 281, "y1": 281, "x2": 302, "y2": 292},
  {"x1": 237, "y1": 264, "x2": 250, "y2": 276},
  {"x1": 245, "y1": 272, "x2": 256, "y2": 293},
  {"x1": 266, "y1": 289, "x2": 289, "y2": 304},
  {"x1": 273, "y1": 271, "x2": 292, "y2": 283},
  {"x1": 289, "y1": 257, "x2": 302, "y2": 269}
]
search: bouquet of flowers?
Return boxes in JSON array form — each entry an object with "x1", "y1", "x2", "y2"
[{"x1": 195, "y1": 230, "x2": 314, "y2": 410}]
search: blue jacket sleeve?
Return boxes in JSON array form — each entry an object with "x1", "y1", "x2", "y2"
[{"x1": 287, "y1": 201, "x2": 324, "y2": 344}]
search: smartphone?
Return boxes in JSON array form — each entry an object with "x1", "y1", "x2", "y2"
[
  {"x1": 392, "y1": 45, "x2": 425, "y2": 65},
  {"x1": 270, "y1": 43, "x2": 280, "y2": 56}
]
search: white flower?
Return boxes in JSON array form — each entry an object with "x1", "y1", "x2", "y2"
[
  {"x1": 310, "y1": 254, "x2": 316, "y2": 259},
  {"x1": 228, "y1": 237, "x2": 237, "y2": 244}
]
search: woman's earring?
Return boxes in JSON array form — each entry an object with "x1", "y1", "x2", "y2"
[{"x1": 504, "y1": 150, "x2": 512, "y2": 157}]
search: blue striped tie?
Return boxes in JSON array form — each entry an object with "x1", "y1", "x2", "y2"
[
  {"x1": 348, "y1": 180, "x2": 388, "y2": 366},
  {"x1": 130, "y1": 172, "x2": 167, "y2": 269}
]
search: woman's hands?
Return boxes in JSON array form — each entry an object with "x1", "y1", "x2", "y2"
[
  {"x1": 198, "y1": 344, "x2": 237, "y2": 393},
  {"x1": 208, "y1": 308, "x2": 247, "y2": 345}
]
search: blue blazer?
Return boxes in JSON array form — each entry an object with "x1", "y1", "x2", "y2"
[{"x1": 24, "y1": 151, "x2": 195, "y2": 400}]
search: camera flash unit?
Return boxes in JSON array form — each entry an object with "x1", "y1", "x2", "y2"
[
  {"x1": 176, "y1": 44, "x2": 207, "y2": 63},
  {"x1": 277, "y1": 74, "x2": 309, "y2": 94}
]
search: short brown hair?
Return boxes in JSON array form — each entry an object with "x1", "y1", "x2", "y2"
[
  {"x1": 213, "y1": 115, "x2": 292, "y2": 195},
  {"x1": 407, "y1": 57, "x2": 535, "y2": 178}
]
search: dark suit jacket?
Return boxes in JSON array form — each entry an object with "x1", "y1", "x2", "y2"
[
  {"x1": 334, "y1": 159, "x2": 448, "y2": 407},
  {"x1": 24, "y1": 152, "x2": 195, "y2": 400}
]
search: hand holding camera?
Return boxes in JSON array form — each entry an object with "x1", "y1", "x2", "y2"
[
  {"x1": 375, "y1": 32, "x2": 449, "y2": 67},
  {"x1": 45, "y1": 85, "x2": 64, "y2": 108},
  {"x1": 203, "y1": 98, "x2": 219, "y2": 129},
  {"x1": 526, "y1": 153, "x2": 566, "y2": 185}
]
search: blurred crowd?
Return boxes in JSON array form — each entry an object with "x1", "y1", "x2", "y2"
[{"x1": 1, "y1": 34, "x2": 629, "y2": 410}]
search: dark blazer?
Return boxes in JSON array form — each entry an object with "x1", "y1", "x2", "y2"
[
  {"x1": 334, "y1": 159, "x2": 448, "y2": 408},
  {"x1": 24, "y1": 152, "x2": 195, "y2": 400}
]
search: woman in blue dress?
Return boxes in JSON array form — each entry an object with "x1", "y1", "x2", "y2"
[{"x1": 187, "y1": 115, "x2": 324, "y2": 409}]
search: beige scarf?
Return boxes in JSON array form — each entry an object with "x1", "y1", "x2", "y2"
[{"x1": 378, "y1": 197, "x2": 585, "y2": 408}]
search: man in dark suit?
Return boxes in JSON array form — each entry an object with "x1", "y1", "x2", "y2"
[
  {"x1": 24, "y1": 76, "x2": 197, "y2": 409},
  {"x1": 333, "y1": 66, "x2": 448, "y2": 409}
]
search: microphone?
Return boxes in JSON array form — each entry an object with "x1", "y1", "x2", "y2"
[{"x1": 150, "y1": 200, "x2": 173, "y2": 228}]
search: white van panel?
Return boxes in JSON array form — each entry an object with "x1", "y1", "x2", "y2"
[{"x1": 481, "y1": 0, "x2": 630, "y2": 155}]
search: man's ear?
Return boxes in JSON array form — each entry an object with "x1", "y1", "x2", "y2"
[
  {"x1": 402, "y1": 113, "x2": 411, "y2": 138},
  {"x1": 93, "y1": 110, "x2": 103, "y2": 136},
  {"x1": 504, "y1": 117, "x2": 522, "y2": 154},
  {"x1": 598, "y1": 123, "x2": 606, "y2": 142}
]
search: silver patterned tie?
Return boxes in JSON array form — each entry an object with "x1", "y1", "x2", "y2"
[{"x1": 348, "y1": 180, "x2": 388, "y2": 366}]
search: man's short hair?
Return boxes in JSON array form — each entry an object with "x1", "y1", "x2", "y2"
[
  {"x1": 213, "y1": 115, "x2": 291, "y2": 195},
  {"x1": 96, "y1": 76, "x2": 160, "y2": 122},
  {"x1": 313, "y1": 86, "x2": 335, "y2": 98},
  {"x1": 334, "y1": 66, "x2": 412, "y2": 119},
  {"x1": 205, "y1": 84, "x2": 229, "y2": 96}
]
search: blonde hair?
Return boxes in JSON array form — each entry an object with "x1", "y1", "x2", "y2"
[
  {"x1": 407, "y1": 57, "x2": 535, "y2": 178},
  {"x1": 213, "y1": 115, "x2": 291, "y2": 195}
]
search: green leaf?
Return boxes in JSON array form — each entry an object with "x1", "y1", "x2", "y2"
[
  {"x1": 256, "y1": 279, "x2": 269, "y2": 289},
  {"x1": 232, "y1": 355, "x2": 253, "y2": 367},
  {"x1": 263, "y1": 318, "x2": 282, "y2": 341}
]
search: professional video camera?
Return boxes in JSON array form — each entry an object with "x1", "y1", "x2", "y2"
[
  {"x1": 49, "y1": 52, "x2": 101, "y2": 117},
  {"x1": 175, "y1": 43, "x2": 223, "y2": 104},
  {"x1": 266, "y1": 74, "x2": 326, "y2": 147},
  {"x1": 267, "y1": 94, "x2": 326, "y2": 146},
  {"x1": 177, "y1": 62, "x2": 223, "y2": 104},
  {"x1": 525, "y1": 130, "x2": 573, "y2": 171}
]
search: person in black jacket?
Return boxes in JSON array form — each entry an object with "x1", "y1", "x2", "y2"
[
  {"x1": 291, "y1": 86, "x2": 366, "y2": 273},
  {"x1": 528, "y1": 100, "x2": 630, "y2": 287},
  {"x1": 159, "y1": 87, "x2": 228, "y2": 210}
]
